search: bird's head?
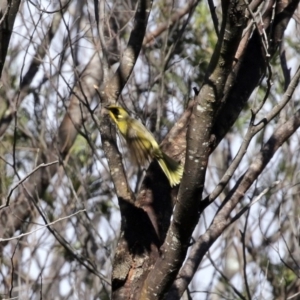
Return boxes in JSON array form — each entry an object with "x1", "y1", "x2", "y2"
[{"x1": 106, "y1": 105, "x2": 129, "y2": 123}]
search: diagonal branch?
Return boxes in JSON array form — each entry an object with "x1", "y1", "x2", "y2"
[
  {"x1": 142, "y1": 0, "x2": 248, "y2": 298},
  {"x1": 170, "y1": 66, "x2": 300, "y2": 297},
  {"x1": 99, "y1": 0, "x2": 153, "y2": 202},
  {"x1": 1, "y1": 160, "x2": 58, "y2": 210},
  {"x1": 0, "y1": 0, "x2": 71, "y2": 137},
  {"x1": 0, "y1": 0, "x2": 21, "y2": 78},
  {"x1": 206, "y1": 64, "x2": 300, "y2": 206},
  {"x1": 0, "y1": 11, "x2": 103, "y2": 252},
  {"x1": 212, "y1": 0, "x2": 299, "y2": 146},
  {"x1": 143, "y1": 0, "x2": 201, "y2": 46}
]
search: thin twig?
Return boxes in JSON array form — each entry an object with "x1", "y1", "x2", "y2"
[
  {"x1": 207, "y1": 0, "x2": 219, "y2": 37},
  {"x1": 230, "y1": 181, "x2": 280, "y2": 224},
  {"x1": 206, "y1": 64, "x2": 300, "y2": 205},
  {"x1": 207, "y1": 253, "x2": 247, "y2": 300},
  {"x1": 98, "y1": 0, "x2": 110, "y2": 81},
  {"x1": 287, "y1": 291, "x2": 300, "y2": 299},
  {"x1": 0, "y1": 209, "x2": 86, "y2": 242},
  {"x1": 244, "y1": 0, "x2": 270, "y2": 57},
  {"x1": 0, "y1": 2, "x2": 10, "y2": 26},
  {"x1": 143, "y1": 0, "x2": 199, "y2": 46},
  {"x1": 9, "y1": 240, "x2": 20, "y2": 298},
  {"x1": 27, "y1": 0, "x2": 72, "y2": 14},
  {"x1": 281, "y1": 230, "x2": 300, "y2": 270},
  {"x1": 1, "y1": 161, "x2": 59, "y2": 210},
  {"x1": 253, "y1": 62, "x2": 273, "y2": 116},
  {"x1": 280, "y1": 45, "x2": 291, "y2": 91},
  {"x1": 240, "y1": 211, "x2": 252, "y2": 300},
  {"x1": 261, "y1": 259, "x2": 269, "y2": 298}
]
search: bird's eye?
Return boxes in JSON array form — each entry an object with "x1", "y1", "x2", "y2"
[
  {"x1": 115, "y1": 112, "x2": 122, "y2": 119},
  {"x1": 111, "y1": 108, "x2": 120, "y2": 118}
]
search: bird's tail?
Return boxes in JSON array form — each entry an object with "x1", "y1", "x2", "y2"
[{"x1": 157, "y1": 152, "x2": 183, "y2": 187}]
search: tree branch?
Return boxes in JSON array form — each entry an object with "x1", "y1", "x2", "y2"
[
  {"x1": 0, "y1": 0, "x2": 21, "y2": 78},
  {"x1": 1, "y1": 160, "x2": 59, "y2": 210},
  {"x1": 143, "y1": 0, "x2": 248, "y2": 298},
  {"x1": 171, "y1": 104, "x2": 300, "y2": 298},
  {"x1": 143, "y1": 0, "x2": 200, "y2": 46}
]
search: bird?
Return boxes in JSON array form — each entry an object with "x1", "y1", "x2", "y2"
[{"x1": 106, "y1": 105, "x2": 183, "y2": 187}]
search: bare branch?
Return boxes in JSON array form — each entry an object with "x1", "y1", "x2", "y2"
[
  {"x1": 172, "y1": 107, "x2": 300, "y2": 297},
  {"x1": 0, "y1": 209, "x2": 86, "y2": 242},
  {"x1": 207, "y1": 253, "x2": 247, "y2": 300},
  {"x1": 27, "y1": 0, "x2": 72, "y2": 14},
  {"x1": 99, "y1": 0, "x2": 153, "y2": 202},
  {"x1": 1, "y1": 160, "x2": 59, "y2": 210},
  {"x1": 100, "y1": 0, "x2": 153, "y2": 103},
  {"x1": 144, "y1": 0, "x2": 248, "y2": 298},
  {"x1": 212, "y1": 0, "x2": 299, "y2": 146},
  {"x1": 0, "y1": 0, "x2": 21, "y2": 77},
  {"x1": 143, "y1": 0, "x2": 201, "y2": 46},
  {"x1": 207, "y1": 0, "x2": 219, "y2": 37},
  {"x1": 240, "y1": 211, "x2": 252, "y2": 300}
]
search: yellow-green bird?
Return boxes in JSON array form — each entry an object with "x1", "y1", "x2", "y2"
[{"x1": 107, "y1": 105, "x2": 183, "y2": 187}]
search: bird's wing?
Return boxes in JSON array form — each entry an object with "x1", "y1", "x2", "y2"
[{"x1": 125, "y1": 119, "x2": 156, "y2": 166}]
